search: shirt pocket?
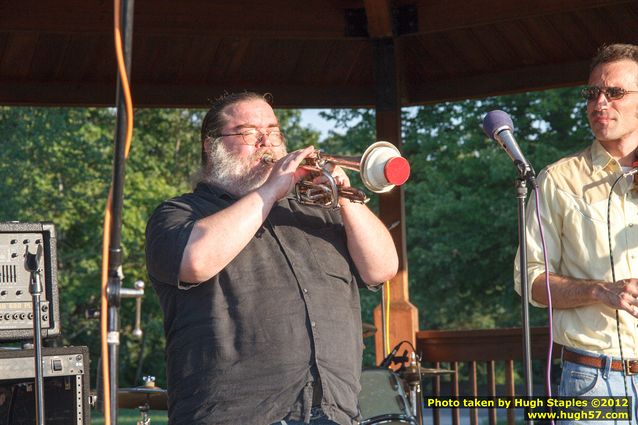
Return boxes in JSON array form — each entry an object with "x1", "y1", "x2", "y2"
[
  {"x1": 566, "y1": 195, "x2": 608, "y2": 224},
  {"x1": 302, "y1": 224, "x2": 353, "y2": 284},
  {"x1": 561, "y1": 195, "x2": 616, "y2": 269}
]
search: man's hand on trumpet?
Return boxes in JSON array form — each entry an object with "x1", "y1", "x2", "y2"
[
  {"x1": 309, "y1": 160, "x2": 354, "y2": 207},
  {"x1": 261, "y1": 146, "x2": 376, "y2": 208},
  {"x1": 258, "y1": 145, "x2": 315, "y2": 203}
]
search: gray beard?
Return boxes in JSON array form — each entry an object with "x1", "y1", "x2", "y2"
[{"x1": 200, "y1": 141, "x2": 286, "y2": 197}]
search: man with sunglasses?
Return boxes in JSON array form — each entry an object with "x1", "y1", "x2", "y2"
[
  {"x1": 516, "y1": 44, "x2": 638, "y2": 422},
  {"x1": 145, "y1": 92, "x2": 398, "y2": 425}
]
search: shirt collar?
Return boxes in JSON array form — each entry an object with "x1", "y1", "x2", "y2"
[
  {"x1": 195, "y1": 181, "x2": 236, "y2": 201},
  {"x1": 194, "y1": 181, "x2": 296, "y2": 203},
  {"x1": 591, "y1": 139, "x2": 621, "y2": 176}
]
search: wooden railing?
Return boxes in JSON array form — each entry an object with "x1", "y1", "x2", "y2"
[{"x1": 415, "y1": 327, "x2": 561, "y2": 425}]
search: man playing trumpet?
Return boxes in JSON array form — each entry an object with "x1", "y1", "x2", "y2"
[{"x1": 145, "y1": 91, "x2": 398, "y2": 425}]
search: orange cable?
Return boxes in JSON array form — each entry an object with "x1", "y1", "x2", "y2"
[
  {"x1": 101, "y1": 0, "x2": 134, "y2": 423},
  {"x1": 100, "y1": 191, "x2": 112, "y2": 424}
]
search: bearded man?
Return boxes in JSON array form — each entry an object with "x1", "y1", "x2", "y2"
[{"x1": 145, "y1": 92, "x2": 398, "y2": 425}]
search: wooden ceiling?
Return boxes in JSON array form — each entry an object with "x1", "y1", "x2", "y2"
[{"x1": 1, "y1": 0, "x2": 636, "y2": 108}]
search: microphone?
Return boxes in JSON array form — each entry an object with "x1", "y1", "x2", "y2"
[
  {"x1": 625, "y1": 159, "x2": 638, "y2": 177},
  {"x1": 378, "y1": 342, "x2": 402, "y2": 368},
  {"x1": 482, "y1": 110, "x2": 537, "y2": 187}
]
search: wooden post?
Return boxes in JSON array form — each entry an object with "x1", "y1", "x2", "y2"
[{"x1": 371, "y1": 36, "x2": 419, "y2": 365}]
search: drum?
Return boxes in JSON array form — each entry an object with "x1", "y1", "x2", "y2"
[{"x1": 358, "y1": 368, "x2": 418, "y2": 425}]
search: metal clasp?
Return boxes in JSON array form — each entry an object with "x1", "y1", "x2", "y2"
[{"x1": 624, "y1": 360, "x2": 638, "y2": 375}]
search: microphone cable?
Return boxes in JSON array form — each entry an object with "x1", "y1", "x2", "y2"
[
  {"x1": 530, "y1": 186, "x2": 554, "y2": 401},
  {"x1": 528, "y1": 179, "x2": 557, "y2": 425},
  {"x1": 379, "y1": 339, "x2": 416, "y2": 370},
  {"x1": 605, "y1": 167, "x2": 637, "y2": 424}
]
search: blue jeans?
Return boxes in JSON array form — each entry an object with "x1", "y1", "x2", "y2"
[
  {"x1": 271, "y1": 407, "x2": 339, "y2": 425},
  {"x1": 559, "y1": 348, "x2": 638, "y2": 425}
]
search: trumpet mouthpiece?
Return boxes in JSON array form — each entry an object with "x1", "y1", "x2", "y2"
[{"x1": 261, "y1": 154, "x2": 275, "y2": 164}]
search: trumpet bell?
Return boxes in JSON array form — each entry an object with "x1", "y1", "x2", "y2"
[{"x1": 360, "y1": 142, "x2": 411, "y2": 193}]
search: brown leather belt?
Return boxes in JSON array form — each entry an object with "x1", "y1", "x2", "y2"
[{"x1": 563, "y1": 349, "x2": 638, "y2": 375}]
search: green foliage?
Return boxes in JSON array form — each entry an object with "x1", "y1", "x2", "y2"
[
  {"x1": 275, "y1": 109, "x2": 320, "y2": 151},
  {"x1": 405, "y1": 88, "x2": 589, "y2": 330},
  {"x1": 318, "y1": 87, "x2": 590, "y2": 332},
  {"x1": 0, "y1": 107, "x2": 204, "y2": 389},
  {"x1": 0, "y1": 107, "x2": 115, "y2": 366}
]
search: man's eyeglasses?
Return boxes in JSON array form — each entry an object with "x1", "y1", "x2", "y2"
[
  {"x1": 580, "y1": 86, "x2": 638, "y2": 102},
  {"x1": 217, "y1": 128, "x2": 285, "y2": 147}
]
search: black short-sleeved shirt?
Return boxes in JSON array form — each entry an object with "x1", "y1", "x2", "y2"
[{"x1": 145, "y1": 182, "x2": 372, "y2": 425}]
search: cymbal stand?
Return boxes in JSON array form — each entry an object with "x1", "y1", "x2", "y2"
[
  {"x1": 135, "y1": 375, "x2": 157, "y2": 425},
  {"x1": 403, "y1": 352, "x2": 423, "y2": 425},
  {"x1": 136, "y1": 403, "x2": 151, "y2": 425},
  {"x1": 408, "y1": 384, "x2": 422, "y2": 425}
]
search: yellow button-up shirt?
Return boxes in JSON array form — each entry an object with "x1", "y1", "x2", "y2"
[{"x1": 515, "y1": 140, "x2": 638, "y2": 356}]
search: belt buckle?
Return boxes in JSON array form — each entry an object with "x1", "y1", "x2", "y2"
[{"x1": 624, "y1": 360, "x2": 638, "y2": 375}]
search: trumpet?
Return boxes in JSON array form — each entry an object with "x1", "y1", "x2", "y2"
[{"x1": 263, "y1": 142, "x2": 410, "y2": 209}]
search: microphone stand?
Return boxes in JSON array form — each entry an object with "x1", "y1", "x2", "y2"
[
  {"x1": 515, "y1": 165, "x2": 536, "y2": 425},
  {"x1": 26, "y1": 246, "x2": 45, "y2": 425}
]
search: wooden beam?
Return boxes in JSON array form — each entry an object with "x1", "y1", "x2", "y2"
[
  {"x1": 410, "y1": 0, "x2": 634, "y2": 34},
  {"x1": 0, "y1": 55, "x2": 595, "y2": 108},
  {"x1": 0, "y1": 57, "x2": 592, "y2": 107},
  {"x1": 371, "y1": 37, "x2": 419, "y2": 365},
  {"x1": 363, "y1": 0, "x2": 394, "y2": 38},
  {"x1": 0, "y1": 0, "x2": 353, "y2": 39},
  {"x1": 404, "y1": 59, "x2": 591, "y2": 105},
  {"x1": 5, "y1": 0, "x2": 631, "y2": 38},
  {"x1": 0, "y1": 81, "x2": 378, "y2": 108}
]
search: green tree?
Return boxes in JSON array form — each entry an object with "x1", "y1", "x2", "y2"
[
  {"x1": 275, "y1": 109, "x2": 320, "y2": 150},
  {"x1": 319, "y1": 87, "x2": 591, "y2": 333},
  {"x1": 0, "y1": 107, "x2": 202, "y2": 387}
]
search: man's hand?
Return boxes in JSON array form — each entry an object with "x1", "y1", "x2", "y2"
[
  {"x1": 532, "y1": 273, "x2": 638, "y2": 317},
  {"x1": 258, "y1": 146, "x2": 315, "y2": 203},
  {"x1": 594, "y1": 278, "x2": 638, "y2": 317},
  {"x1": 307, "y1": 161, "x2": 353, "y2": 207}
]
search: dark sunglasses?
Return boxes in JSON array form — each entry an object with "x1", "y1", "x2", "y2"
[{"x1": 580, "y1": 86, "x2": 638, "y2": 101}]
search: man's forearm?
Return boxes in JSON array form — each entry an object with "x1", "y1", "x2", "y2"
[
  {"x1": 340, "y1": 202, "x2": 399, "y2": 285},
  {"x1": 179, "y1": 188, "x2": 276, "y2": 283},
  {"x1": 532, "y1": 272, "x2": 623, "y2": 309}
]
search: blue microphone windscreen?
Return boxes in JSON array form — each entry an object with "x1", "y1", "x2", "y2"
[{"x1": 482, "y1": 110, "x2": 515, "y2": 138}]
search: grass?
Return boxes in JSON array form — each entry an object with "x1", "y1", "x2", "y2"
[{"x1": 90, "y1": 408, "x2": 168, "y2": 424}]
